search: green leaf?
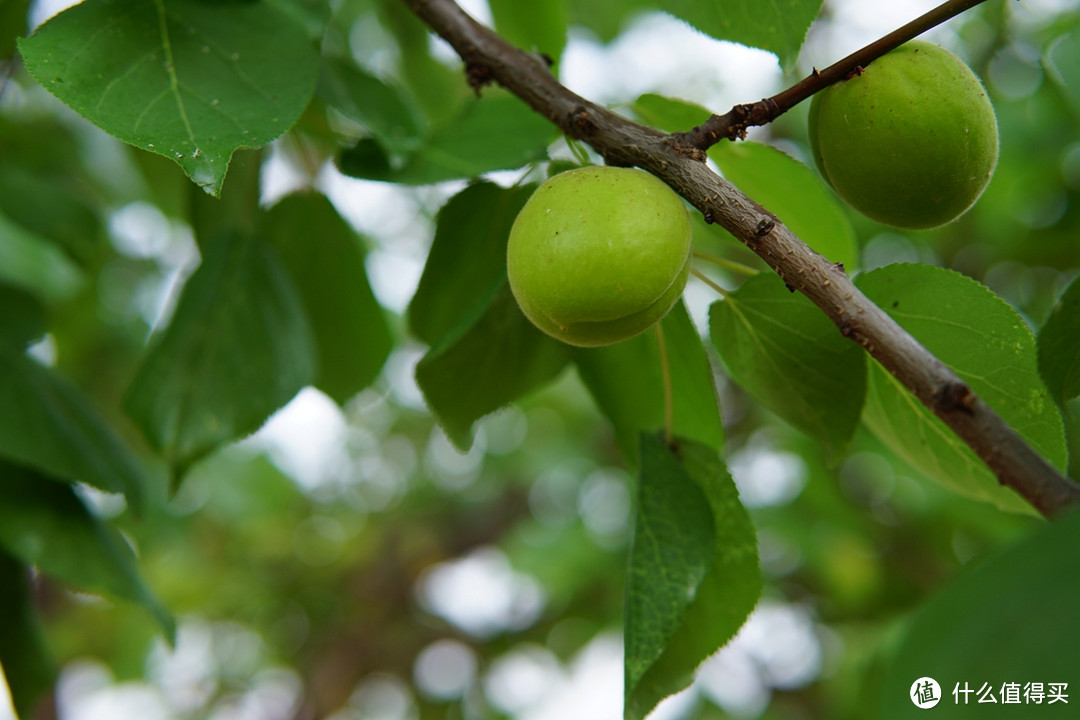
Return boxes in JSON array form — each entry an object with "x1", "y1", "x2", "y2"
[
  {"x1": 18, "y1": 0, "x2": 319, "y2": 196},
  {"x1": 565, "y1": 0, "x2": 649, "y2": 42},
  {"x1": 709, "y1": 273, "x2": 866, "y2": 459},
  {"x1": 626, "y1": 434, "x2": 715, "y2": 700},
  {"x1": 415, "y1": 282, "x2": 573, "y2": 450},
  {"x1": 0, "y1": 281, "x2": 46, "y2": 349},
  {"x1": 709, "y1": 142, "x2": 858, "y2": 272},
  {"x1": 1038, "y1": 274, "x2": 1080, "y2": 404},
  {"x1": 631, "y1": 93, "x2": 711, "y2": 133},
  {"x1": 877, "y1": 509, "x2": 1080, "y2": 720},
  {"x1": 1044, "y1": 31, "x2": 1080, "y2": 118},
  {"x1": 262, "y1": 193, "x2": 392, "y2": 405},
  {"x1": 657, "y1": 0, "x2": 822, "y2": 69},
  {"x1": 0, "y1": 211, "x2": 84, "y2": 302},
  {"x1": 576, "y1": 301, "x2": 723, "y2": 462},
  {"x1": 0, "y1": 166, "x2": 104, "y2": 268},
  {"x1": 318, "y1": 56, "x2": 423, "y2": 155},
  {"x1": 625, "y1": 433, "x2": 761, "y2": 720},
  {"x1": 489, "y1": 0, "x2": 567, "y2": 63},
  {"x1": 0, "y1": 549, "x2": 56, "y2": 720},
  {"x1": 857, "y1": 264, "x2": 1066, "y2": 514},
  {"x1": 339, "y1": 93, "x2": 554, "y2": 185},
  {"x1": 125, "y1": 231, "x2": 317, "y2": 474},
  {"x1": 408, "y1": 182, "x2": 536, "y2": 346},
  {"x1": 0, "y1": 461, "x2": 174, "y2": 642},
  {"x1": 266, "y1": 0, "x2": 330, "y2": 42},
  {"x1": 0, "y1": 346, "x2": 149, "y2": 508}
]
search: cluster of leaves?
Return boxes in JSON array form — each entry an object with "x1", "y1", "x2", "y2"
[{"x1": 2, "y1": 1, "x2": 1080, "y2": 719}]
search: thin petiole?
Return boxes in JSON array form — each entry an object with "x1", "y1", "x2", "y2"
[
  {"x1": 693, "y1": 251, "x2": 759, "y2": 277},
  {"x1": 654, "y1": 322, "x2": 674, "y2": 446},
  {"x1": 691, "y1": 268, "x2": 731, "y2": 298}
]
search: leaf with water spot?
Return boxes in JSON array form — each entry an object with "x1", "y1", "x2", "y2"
[{"x1": 18, "y1": 0, "x2": 318, "y2": 195}]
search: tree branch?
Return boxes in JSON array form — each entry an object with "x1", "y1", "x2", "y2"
[
  {"x1": 402, "y1": 0, "x2": 1080, "y2": 518},
  {"x1": 679, "y1": 0, "x2": 992, "y2": 147}
]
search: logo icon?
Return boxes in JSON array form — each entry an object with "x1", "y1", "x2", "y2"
[{"x1": 911, "y1": 677, "x2": 942, "y2": 709}]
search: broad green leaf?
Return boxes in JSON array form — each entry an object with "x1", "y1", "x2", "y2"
[
  {"x1": 877, "y1": 509, "x2": 1080, "y2": 720},
  {"x1": 0, "y1": 211, "x2": 84, "y2": 302},
  {"x1": 318, "y1": 56, "x2": 423, "y2": 155},
  {"x1": 709, "y1": 273, "x2": 866, "y2": 459},
  {"x1": 0, "y1": 166, "x2": 104, "y2": 267},
  {"x1": 415, "y1": 282, "x2": 573, "y2": 450},
  {"x1": 631, "y1": 95, "x2": 857, "y2": 270},
  {"x1": 125, "y1": 232, "x2": 317, "y2": 474},
  {"x1": 262, "y1": 193, "x2": 392, "y2": 405},
  {"x1": 0, "y1": 347, "x2": 149, "y2": 508},
  {"x1": 0, "y1": 549, "x2": 56, "y2": 720},
  {"x1": 0, "y1": 461, "x2": 174, "y2": 641},
  {"x1": 1038, "y1": 274, "x2": 1080, "y2": 404},
  {"x1": 626, "y1": 434, "x2": 715, "y2": 701},
  {"x1": 576, "y1": 301, "x2": 723, "y2": 462},
  {"x1": 661, "y1": 0, "x2": 822, "y2": 69},
  {"x1": 489, "y1": 0, "x2": 568, "y2": 63},
  {"x1": 631, "y1": 93, "x2": 711, "y2": 134},
  {"x1": 857, "y1": 264, "x2": 1066, "y2": 514},
  {"x1": 710, "y1": 142, "x2": 858, "y2": 272},
  {"x1": 18, "y1": 0, "x2": 319, "y2": 195},
  {"x1": 625, "y1": 433, "x2": 761, "y2": 720},
  {"x1": 565, "y1": 0, "x2": 650, "y2": 42},
  {"x1": 267, "y1": 0, "x2": 330, "y2": 42},
  {"x1": 1044, "y1": 31, "x2": 1080, "y2": 118},
  {"x1": 570, "y1": 0, "x2": 822, "y2": 63},
  {"x1": 0, "y1": 282, "x2": 45, "y2": 349},
  {"x1": 339, "y1": 93, "x2": 554, "y2": 185},
  {"x1": 409, "y1": 182, "x2": 536, "y2": 346}
]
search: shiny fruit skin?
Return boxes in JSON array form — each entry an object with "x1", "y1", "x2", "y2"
[
  {"x1": 507, "y1": 166, "x2": 692, "y2": 347},
  {"x1": 808, "y1": 40, "x2": 999, "y2": 230}
]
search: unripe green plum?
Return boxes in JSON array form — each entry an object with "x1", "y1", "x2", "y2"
[
  {"x1": 507, "y1": 166, "x2": 692, "y2": 347},
  {"x1": 808, "y1": 40, "x2": 999, "y2": 230}
]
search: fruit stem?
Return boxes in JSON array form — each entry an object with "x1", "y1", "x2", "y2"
[
  {"x1": 693, "y1": 251, "x2": 760, "y2": 277},
  {"x1": 655, "y1": 322, "x2": 674, "y2": 447}
]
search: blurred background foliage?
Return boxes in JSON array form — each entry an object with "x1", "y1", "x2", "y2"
[{"x1": 1, "y1": 0, "x2": 1079, "y2": 719}]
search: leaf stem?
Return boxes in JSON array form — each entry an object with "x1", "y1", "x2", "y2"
[
  {"x1": 693, "y1": 251, "x2": 759, "y2": 277},
  {"x1": 655, "y1": 322, "x2": 674, "y2": 447},
  {"x1": 691, "y1": 268, "x2": 730, "y2": 299}
]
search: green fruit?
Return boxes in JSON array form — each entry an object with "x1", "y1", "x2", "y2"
[
  {"x1": 808, "y1": 40, "x2": 999, "y2": 230},
  {"x1": 507, "y1": 166, "x2": 692, "y2": 347}
]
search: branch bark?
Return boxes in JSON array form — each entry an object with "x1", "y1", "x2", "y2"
[{"x1": 402, "y1": 0, "x2": 1080, "y2": 518}]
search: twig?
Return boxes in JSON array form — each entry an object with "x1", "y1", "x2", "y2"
[
  {"x1": 678, "y1": 0, "x2": 992, "y2": 147},
  {"x1": 402, "y1": 0, "x2": 1080, "y2": 518}
]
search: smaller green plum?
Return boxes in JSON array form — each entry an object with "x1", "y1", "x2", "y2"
[
  {"x1": 808, "y1": 40, "x2": 999, "y2": 230},
  {"x1": 507, "y1": 166, "x2": 692, "y2": 347}
]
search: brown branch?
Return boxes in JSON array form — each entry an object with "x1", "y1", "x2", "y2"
[
  {"x1": 402, "y1": 0, "x2": 1080, "y2": 519},
  {"x1": 679, "y1": 0, "x2": 992, "y2": 147}
]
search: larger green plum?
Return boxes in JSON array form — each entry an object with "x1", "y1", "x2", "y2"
[
  {"x1": 507, "y1": 166, "x2": 692, "y2": 347},
  {"x1": 808, "y1": 40, "x2": 999, "y2": 230}
]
